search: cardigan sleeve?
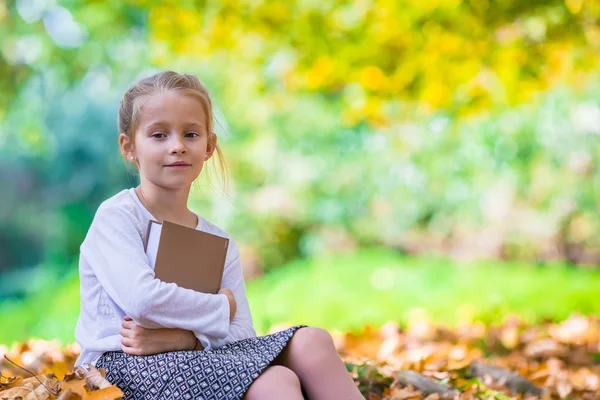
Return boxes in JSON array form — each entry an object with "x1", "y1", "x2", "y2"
[
  {"x1": 80, "y1": 204, "x2": 231, "y2": 339},
  {"x1": 193, "y1": 239, "x2": 256, "y2": 350}
]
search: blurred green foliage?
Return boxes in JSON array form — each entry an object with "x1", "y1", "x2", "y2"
[{"x1": 1, "y1": 0, "x2": 599, "y2": 303}]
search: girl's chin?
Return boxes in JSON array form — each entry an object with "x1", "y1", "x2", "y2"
[{"x1": 155, "y1": 177, "x2": 199, "y2": 189}]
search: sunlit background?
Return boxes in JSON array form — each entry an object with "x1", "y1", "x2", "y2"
[{"x1": 1, "y1": 0, "x2": 600, "y2": 346}]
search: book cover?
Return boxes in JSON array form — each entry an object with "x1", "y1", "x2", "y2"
[{"x1": 144, "y1": 219, "x2": 229, "y2": 294}]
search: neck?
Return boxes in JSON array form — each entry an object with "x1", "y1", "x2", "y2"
[{"x1": 136, "y1": 179, "x2": 194, "y2": 225}]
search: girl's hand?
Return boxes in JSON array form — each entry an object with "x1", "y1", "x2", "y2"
[
  {"x1": 218, "y1": 288, "x2": 237, "y2": 322},
  {"x1": 120, "y1": 316, "x2": 198, "y2": 356}
]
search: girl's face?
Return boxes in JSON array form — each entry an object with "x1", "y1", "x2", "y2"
[{"x1": 127, "y1": 91, "x2": 216, "y2": 190}]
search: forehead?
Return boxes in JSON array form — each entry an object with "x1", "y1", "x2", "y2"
[{"x1": 136, "y1": 91, "x2": 207, "y2": 127}]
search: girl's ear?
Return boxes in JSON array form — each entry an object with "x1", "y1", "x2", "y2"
[
  {"x1": 119, "y1": 133, "x2": 135, "y2": 160},
  {"x1": 205, "y1": 132, "x2": 218, "y2": 159}
]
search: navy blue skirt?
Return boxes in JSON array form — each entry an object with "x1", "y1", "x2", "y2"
[{"x1": 96, "y1": 325, "x2": 307, "y2": 400}]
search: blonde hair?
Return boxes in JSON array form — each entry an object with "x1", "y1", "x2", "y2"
[{"x1": 118, "y1": 70, "x2": 228, "y2": 193}]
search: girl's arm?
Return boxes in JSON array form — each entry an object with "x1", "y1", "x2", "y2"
[
  {"x1": 193, "y1": 240, "x2": 256, "y2": 350},
  {"x1": 117, "y1": 241, "x2": 251, "y2": 353},
  {"x1": 82, "y1": 205, "x2": 231, "y2": 339},
  {"x1": 119, "y1": 316, "x2": 201, "y2": 356}
]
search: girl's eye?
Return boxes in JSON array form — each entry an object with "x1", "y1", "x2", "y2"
[{"x1": 151, "y1": 132, "x2": 198, "y2": 138}]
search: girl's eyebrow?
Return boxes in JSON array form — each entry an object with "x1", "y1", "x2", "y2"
[
  {"x1": 145, "y1": 121, "x2": 167, "y2": 131},
  {"x1": 145, "y1": 121, "x2": 204, "y2": 130},
  {"x1": 183, "y1": 122, "x2": 204, "y2": 129}
]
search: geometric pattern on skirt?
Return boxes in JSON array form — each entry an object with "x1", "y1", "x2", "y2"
[{"x1": 95, "y1": 325, "x2": 307, "y2": 400}]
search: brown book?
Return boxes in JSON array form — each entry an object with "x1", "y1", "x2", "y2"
[{"x1": 143, "y1": 220, "x2": 229, "y2": 294}]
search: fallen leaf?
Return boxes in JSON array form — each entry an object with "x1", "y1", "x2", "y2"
[
  {"x1": 57, "y1": 388, "x2": 83, "y2": 400},
  {"x1": 83, "y1": 385, "x2": 124, "y2": 400},
  {"x1": 0, "y1": 381, "x2": 36, "y2": 398}
]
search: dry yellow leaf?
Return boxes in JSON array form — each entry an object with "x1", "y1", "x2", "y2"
[
  {"x1": 24, "y1": 382, "x2": 51, "y2": 400},
  {"x1": 77, "y1": 365, "x2": 112, "y2": 390},
  {"x1": 0, "y1": 381, "x2": 36, "y2": 398},
  {"x1": 83, "y1": 385, "x2": 124, "y2": 400},
  {"x1": 60, "y1": 376, "x2": 88, "y2": 397},
  {"x1": 57, "y1": 388, "x2": 83, "y2": 400}
]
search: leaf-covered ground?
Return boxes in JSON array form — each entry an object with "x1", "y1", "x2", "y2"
[{"x1": 1, "y1": 314, "x2": 599, "y2": 399}]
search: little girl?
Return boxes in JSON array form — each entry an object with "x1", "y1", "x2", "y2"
[{"x1": 73, "y1": 71, "x2": 363, "y2": 399}]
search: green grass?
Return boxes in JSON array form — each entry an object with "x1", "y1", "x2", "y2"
[
  {"x1": 246, "y1": 248, "x2": 600, "y2": 334},
  {"x1": 1, "y1": 248, "x2": 599, "y2": 346}
]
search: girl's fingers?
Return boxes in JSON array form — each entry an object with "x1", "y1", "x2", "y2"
[
  {"x1": 122, "y1": 319, "x2": 134, "y2": 329},
  {"x1": 120, "y1": 336, "x2": 134, "y2": 348},
  {"x1": 121, "y1": 344, "x2": 140, "y2": 356},
  {"x1": 124, "y1": 315, "x2": 132, "y2": 321}
]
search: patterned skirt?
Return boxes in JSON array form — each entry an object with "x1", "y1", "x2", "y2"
[{"x1": 96, "y1": 325, "x2": 307, "y2": 400}]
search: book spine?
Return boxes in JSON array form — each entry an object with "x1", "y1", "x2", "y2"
[{"x1": 216, "y1": 239, "x2": 229, "y2": 291}]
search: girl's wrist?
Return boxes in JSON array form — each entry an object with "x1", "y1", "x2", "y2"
[
  {"x1": 184, "y1": 330, "x2": 197, "y2": 351},
  {"x1": 159, "y1": 328, "x2": 196, "y2": 352},
  {"x1": 186, "y1": 330, "x2": 204, "y2": 351},
  {"x1": 192, "y1": 338, "x2": 203, "y2": 351}
]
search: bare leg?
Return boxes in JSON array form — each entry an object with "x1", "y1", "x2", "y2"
[
  {"x1": 243, "y1": 365, "x2": 304, "y2": 400},
  {"x1": 274, "y1": 327, "x2": 364, "y2": 400}
]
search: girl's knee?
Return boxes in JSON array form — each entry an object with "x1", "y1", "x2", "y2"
[
  {"x1": 244, "y1": 365, "x2": 301, "y2": 399},
  {"x1": 294, "y1": 327, "x2": 335, "y2": 352},
  {"x1": 282, "y1": 327, "x2": 338, "y2": 370}
]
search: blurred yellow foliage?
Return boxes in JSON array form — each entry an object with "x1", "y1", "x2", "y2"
[{"x1": 131, "y1": 0, "x2": 600, "y2": 125}]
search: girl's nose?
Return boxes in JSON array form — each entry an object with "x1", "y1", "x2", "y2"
[{"x1": 169, "y1": 136, "x2": 187, "y2": 153}]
